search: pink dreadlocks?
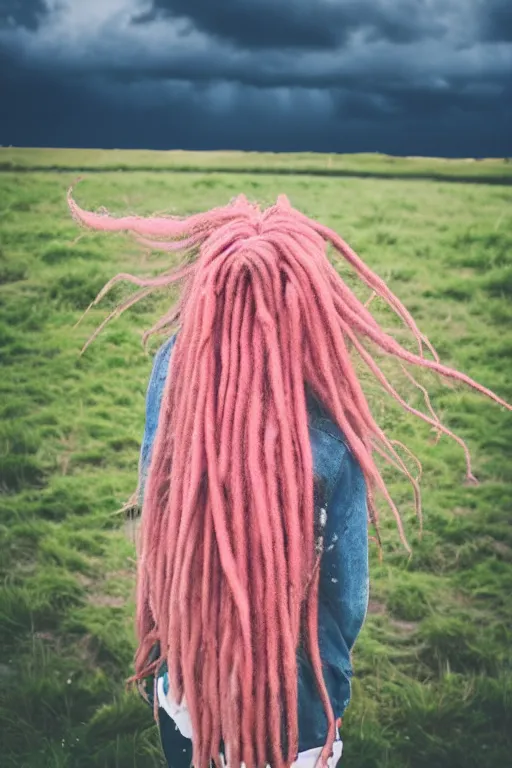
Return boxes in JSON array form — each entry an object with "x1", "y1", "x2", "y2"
[{"x1": 69, "y1": 190, "x2": 511, "y2": 768}]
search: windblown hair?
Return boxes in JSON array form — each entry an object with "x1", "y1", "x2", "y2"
[{"x1": 69, "y1": 190, "x2": 510, "y2": 768}]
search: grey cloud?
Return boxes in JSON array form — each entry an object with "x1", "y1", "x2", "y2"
[
  {"x1": 84, "y1": 40, "x2": 510, "y2": 120},
  {"x1": 131, "y1": 0, "x2": 447, "y2": 50},
  {"x1": 479, "y1": 0, "x2": 512, "y2": 43},
  {"x1": 0, "y1": 0, "x2": 48, "y2": 31}
]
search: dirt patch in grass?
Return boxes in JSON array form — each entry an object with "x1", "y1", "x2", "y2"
[
  {"x1": 389, "y1": 619, "x2": 419, "y2": 635},
  {"x1": 367, "y1": 599, "x2": 387, "y2": 615},
  {"x1": 87, "y1": 593, "x2": 126, "y2": 609}
]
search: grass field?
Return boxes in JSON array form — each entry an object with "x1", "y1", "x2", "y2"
[{"x1": 0, "y1": 149, "x2": 511, "y2": 768}]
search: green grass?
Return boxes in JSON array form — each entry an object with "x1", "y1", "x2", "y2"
[{"x1": 0, "y1": 151, "x2": 511, "y2": 767}]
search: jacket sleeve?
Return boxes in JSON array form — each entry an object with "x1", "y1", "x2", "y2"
[
  {"x1": 137, "y1": 336, "x2": 176, "y2": 507},
  {"x1": 296, "y1": 440, "x2": 370, "y2": 746},
  {"x1": 320, "y1": 447, "x2": 370, "y2": 655}
]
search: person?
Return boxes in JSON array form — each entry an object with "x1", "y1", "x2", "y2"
[{"x1": 68, "y1": 192, "x2": 510, "y2": 768}]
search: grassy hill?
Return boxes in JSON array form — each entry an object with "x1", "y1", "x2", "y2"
[{"x1": 0, "y1": 149, "x2": 511, "y2": 767}]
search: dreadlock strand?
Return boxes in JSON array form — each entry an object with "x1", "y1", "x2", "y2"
[
  {"x1": 247, "y1": 319, "x2": 284, "y2": 768},
  {"x1": 346, "y1": 328, "x2": 480, "y2": 483}
]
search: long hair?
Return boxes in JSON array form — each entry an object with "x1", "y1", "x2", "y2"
[{"x1": 69, "y1": 191, "x2": 510, "y2": 768}]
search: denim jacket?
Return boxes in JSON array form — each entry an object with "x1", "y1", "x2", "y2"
[{"x1": 138, "y1": 336, "x2": 369, "y2": 754}]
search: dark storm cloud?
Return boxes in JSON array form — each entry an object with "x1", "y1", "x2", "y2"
[
  {"x1": 3, "y1": 51, "x2": 506, "y2": 159},
  {"x1": 0, "y1": 0, "x2": 48, "y2": 31},
  {"x1": 0, "y1": 0, "x2": 511, "y2": 157},
  {"x1": 100, "y1": 52, "x2": 511, "y2": 129},
  {"x1": 131, "y1": 0, "x2": 446, "y2": 50},
  {"x1": 479, "y1": 0, "x2": 512, "y2": 43}
]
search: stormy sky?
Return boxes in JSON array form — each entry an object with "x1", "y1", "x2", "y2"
[{"x1": 1, "y1": 0, "x2": 511, "y2": 157}]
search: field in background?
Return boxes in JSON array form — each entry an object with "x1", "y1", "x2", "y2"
[
  {"x1": 0, "y1": 149, "x2": 511, "y2": 768},
  {"x1": 1, "y1": 147, "x2": 512, "y2": 184}
]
